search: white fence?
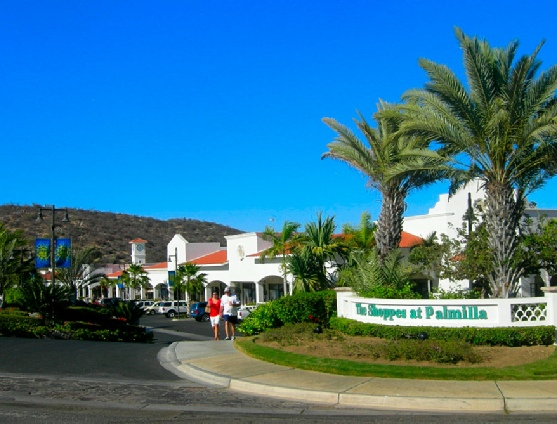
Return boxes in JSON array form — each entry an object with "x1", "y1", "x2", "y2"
[{"x1": 336, "y1": 288, "x2": 557, "y2": 328}]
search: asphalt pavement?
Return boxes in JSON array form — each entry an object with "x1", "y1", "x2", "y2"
[{"x1": 2, "y1": 315, "x2": 557, "y2": 416}]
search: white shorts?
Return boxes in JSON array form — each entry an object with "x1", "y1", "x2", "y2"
[{"x1": 210, "y1": 315, "x2": 220, "y2": 327}]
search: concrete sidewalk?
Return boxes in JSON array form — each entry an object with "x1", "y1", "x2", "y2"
[{"x1": 159, "y1": 339, "x2": 557, "y2": 413}]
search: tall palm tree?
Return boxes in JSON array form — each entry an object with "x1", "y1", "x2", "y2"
[
  {"x1": 56, "y1": 246, "x2": 105, "y2": 303},
  {"x1": 260, "y1": 221, "x2": 301, "y2": 296},
  {"x1": 98, "y1": 275, "x2": 116, "y2": 299},
  {"x1": 401, "y1": 28, "x2": 557, "y2": 297},
  {"x1": 323, "y1": 100, "x2": 447, "y2": 262},
  {"x1": 175, "y1": 262, "x2": 208, "y2": 302},
  {"x1": 121, "y1": 264, "x2": 150, "y2": 300}
]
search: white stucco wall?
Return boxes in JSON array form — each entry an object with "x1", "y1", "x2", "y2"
[
  {"x1": 403, "y1": 180, "x2": 557, "y2": 295},
  {"x1": 167, "y1": 234, "x2": 221, "y2": 264},
  {"x1": 404, "y1": 180, "x2": 485, "y2": 240}
]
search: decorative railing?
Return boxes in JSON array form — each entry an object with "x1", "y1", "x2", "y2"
[{"x1": 511, "y1": 302, "x2": 547, "y2": 322}]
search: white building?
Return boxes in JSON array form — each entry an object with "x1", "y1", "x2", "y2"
[
  {"x1": 403, "y1": 180, "x2": 557, "y2": 296},
  {"x1": 88, "y1": 181, "x2": 556, "y2": 302},
  {"x1": 97, "y1": 232, "x2": 285, "y2": 305}
]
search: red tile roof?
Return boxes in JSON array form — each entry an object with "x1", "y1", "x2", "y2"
[
  {"x1": 144, "y1": 262, "x2": 169, "y2": 270},
  {"x1": 250, "y1": 231, "x2": 423, "y2": 257},
  {"x1": 399, "y1": 231, "x2": 423, "y2": 248},
  {"x1": 107, "y1": 270, "x2": 123, "y2": 279},
  {"x1": 129, "y1": 238, "x2": 147, "y2": 243},
  {"x1": 190, "y1": 250, "x2": 228, "y2": 265}
]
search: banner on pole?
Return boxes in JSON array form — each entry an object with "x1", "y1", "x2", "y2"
[
  {"x1": 35, "y1": 238, "x2": 51, "y2": 268},
  {"x1": 55, "y1": 238, "x2": 71, "y2": 268},
  {"x1": 168, "y1": 270, "x2": 175, "y2": 287}
]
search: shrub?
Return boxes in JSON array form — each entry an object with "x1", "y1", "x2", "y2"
[
  {"x1": 239, "y1": 290, "x2": 337, "y2": 336},
  {"x1": 59, "y1": 306, "x2": 112, "y2": 324},
  {"x1": 257, "y1": 323, "x2": 482, "y2": 364},
  {"x1": 259, "y1": 322, "x2": 345, "y2": 346},
  {"x1": 0, "y1": 311, "x2": 153, "y2": 343},
  {"x1": 329, "y1": 317, "x2": 555, "y2": 346},
  {"x1": 339, "y1": 249, "x2": 421, "y2": 299},
  {"x1": 379, "y1": 339, "x2": 482, "y2": 364}
]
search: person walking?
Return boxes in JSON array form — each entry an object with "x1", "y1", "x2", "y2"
[
  {"x1": 207, "y1": 290, "x2": 222, "y2": 341},
  {"x1": 221, "y1": 286, "x2": 240, "y2": 340}
]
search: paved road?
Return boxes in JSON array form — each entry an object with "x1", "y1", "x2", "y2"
[
  {"x1": 1, "y1": 315, "x2": 557, "y2": 421},
  {"x1": 0, "y1": 315, "x2": 207, "y2": 380}
]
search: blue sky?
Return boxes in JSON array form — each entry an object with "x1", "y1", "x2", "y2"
[{"x1": 2, "y1": 1, "x2": 557, "y2": 233}]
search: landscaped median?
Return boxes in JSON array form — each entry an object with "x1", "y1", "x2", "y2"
[
  {"x1": 234, "y1": 325, "x2": 557, "y2": 381},
  {"x1": 0, "y1": 306, "x2": 153, "y2": 343}
]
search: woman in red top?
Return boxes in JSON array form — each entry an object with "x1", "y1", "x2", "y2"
[{"x1": 208, "y1": 290, "x2": 222, "y2": 341}]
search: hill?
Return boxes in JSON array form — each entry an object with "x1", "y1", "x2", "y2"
[{"x1": 0, "y1": 204, "x2": 244, "y2": 264}]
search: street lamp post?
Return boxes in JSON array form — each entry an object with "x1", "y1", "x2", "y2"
[
  {"x1": 37, "y1": 205, "x2": 70, "y2": 287},
  {"x1": 168, "y1": 247, "x2": 179, "y2": 319}
]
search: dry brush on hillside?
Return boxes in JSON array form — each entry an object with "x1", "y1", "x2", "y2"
[{"x1": 0, "y1": 204, "x2": 244, "y2": 264}]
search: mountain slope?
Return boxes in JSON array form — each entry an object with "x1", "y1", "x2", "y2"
[{"x1": 0, "y1": 204, "x2": 244, "y2": 263}]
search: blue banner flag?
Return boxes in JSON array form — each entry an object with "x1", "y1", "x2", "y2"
[
  {"x1": 168, "y1": 270, "x2": 175, "y2": 287},
  {"x1": 55, "y1": 238, "x2": 71, "y2": 268},
  {"x1": 35, "y1": 238, "x2": 51, "y2": 268}
]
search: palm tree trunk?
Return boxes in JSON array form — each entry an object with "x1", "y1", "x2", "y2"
[
  {"x1": 376, "y1": 187, "x2": 405, "y2": 261},
  {"x1": 484, "y1": 181, "x2": 525, "y2": 298}
]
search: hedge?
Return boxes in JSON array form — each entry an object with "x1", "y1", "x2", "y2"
[{"x1": 330, "y1": 317, "x2": 556, "y2": 346}]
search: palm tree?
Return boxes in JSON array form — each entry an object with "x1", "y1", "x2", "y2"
[
  {"x1": 286, "y1": 249, "x2": 321, "y2": 293},
  {"x1": 120, "y1": 264, "x2": 150, "y2": 300},
  {"x1": 0, "y1": 224, "x2": 33, "y2": 301},
  {"x1": 260, "y1": 221, "x2": 301, "y2": 296},
  {"x1": 341, "y1": 211, "x2": 377, "y2": 254},
  {"x1": 98, "y1": 275, "x2": 116, "y2": 299},
  {"x1": 323, "y1": 101, "x2": 447, "y2": 262},
  {"x1": 301, "y1": 212, "x2": 348, "y2": 288},
  {"x1": 175, "y1": 262, "x2": 208, "y2": 302},
  {"x1": 55, "y1": 246, "x2": 105, "y2": 303},
  {"x1": 401, "y1": 28, "x2": 557, "y2": 297}
]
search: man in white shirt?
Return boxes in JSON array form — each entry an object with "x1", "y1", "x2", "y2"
[{"x1": 220, "y1": 286, "x2": 240, "y2": 340}]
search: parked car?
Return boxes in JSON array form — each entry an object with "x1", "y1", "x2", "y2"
[
  {"x1": 159, "y1": 301, "x2": 188, "y2": 318},
  {"x1": 145, "y1": 301, "x2": 164, "y2": 315},
  {"x1": 133, "y1": 300, "x2": 154, "y2": 310},
  {"x1": 237, "y1": 305, "x2": 257, "y2": 321},
  {"x1": 190, "y1": 301, "x2": 209, "y2": 322},
  {"x1": 100, "y1": 297, "x2": 124, "y2": 307}
]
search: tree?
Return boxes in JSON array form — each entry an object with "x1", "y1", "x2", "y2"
[
  {"x1": 341, "y1": 211, "x2": 377, "y2": 254},
  {"x1": 18, "y1": 274, "x2": 70, "y2": 324},
  {"x1": 286, "y1": 249, "x2": 322, "y2": 293},
  {"x1": 323, "y1": 101, "x2": 447, "y2": 262},
  {"x1": 261, "y1": 221, "x2": 301, "y2": 296},
  {"x1": 521, "y1": 217, "x2": 557, "y2": 287},
  {"x1": 408, "y1": 232, "x2": 447, "y2": 288},
  {"x1": 98, "y1": 275, "x2": 116, "y2": 299},
  {"x1": 301, "y1": 212, "x2": 348, "y2": 289},
  {"x1": 0, "y1": 224, "x2": 33, "y2": 301},
  {"x1": 337, "y1": 248, "x2": 420, "y2": 299},
  {"x1": 402, "y1": 28, "x2": 557, "y2": 297},
  {"x1": 55, "y1": 246, "x2": 105, "y2": 303},
  {"x1": 175, "y1": 262, "x2": 208, "y2": 302},
  {"x1": 120, "y1": 264, "x2": 150, "y2": 299}
]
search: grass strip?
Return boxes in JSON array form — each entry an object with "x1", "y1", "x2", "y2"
[{"x1": 235, "y1": 337, "x2": 557, "y2": 381}]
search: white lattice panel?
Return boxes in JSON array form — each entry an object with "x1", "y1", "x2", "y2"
[{"x1": 511, "y1": 303, "x2": 547, "y2": 322}]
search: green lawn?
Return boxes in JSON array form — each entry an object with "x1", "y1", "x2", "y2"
[{"x1": 235, "y1": 337, "x2": 557, "y2": 381}]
